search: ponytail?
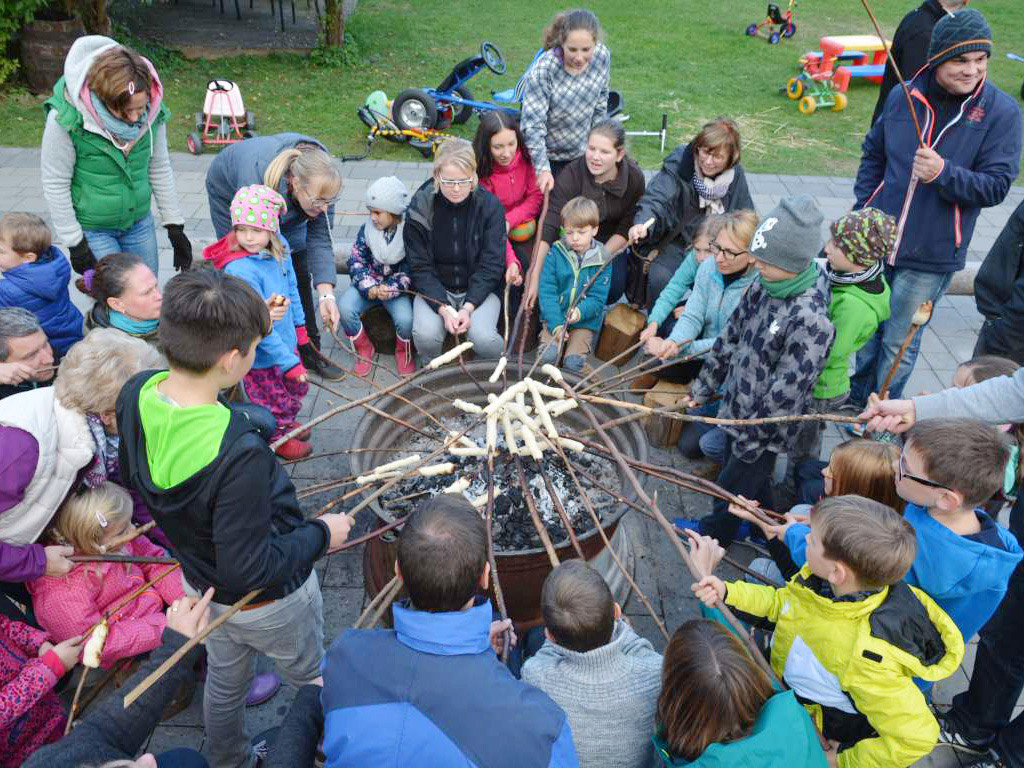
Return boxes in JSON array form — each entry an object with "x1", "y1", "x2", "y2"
[
  {"x1": 263, "y1": 144, "x2": 341, "y2": 198},
  {"x1": 542, "y1": 9, "x2": 601, "y2": 50}
]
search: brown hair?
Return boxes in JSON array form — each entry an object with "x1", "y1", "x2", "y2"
[
  {"x1": 542, "y1": 9, "x2": 601, "y2": 50},
  {"x1": 811, "y1": 495, "x2": 917, "y2": 587},
  {"x1": 828, "y1": 439, "x2": 904, "y2": 513},
  {"x1": 541, "y1": 560, "x2": 615, "y2": 652},
  {"x1": 589, "y1": 118, "x2": 626, "y2": 153},
  {"x1": 0, "y1": 212, "x2": 50, "y2": 256},
  {"x1": 75, "y1": 251, "x2": 146, "y2": 306},
  {"x1": 53, "y1": 482, "x2": 133, "y2": 555},
  {"x1": 718, "y1": 209, "x2": 759, "y2": 251},
  {"x1": 560, "y1": 196, "x2": 600, "y2": 230},
  {"x1": 906, "y1": 419, "x2": 1010, "y2": 508},
  {"x1": 693, "y1": 118, "x2": 742, "y2": 171},
  {"x1": 88, "y1": 46, "x2": 151, "y2": 114},
  {"x1": 473, "y1": 112, "x2": 532, "y2": 180},
  {"x1": 657, "y1": 619, "x2": 774, "y2": 761}
]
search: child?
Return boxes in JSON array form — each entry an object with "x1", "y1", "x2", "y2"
[
  {"x1": 522, "y1": 560, "x2": 662, "y2": 768},
  {"x1": 653, "y1": 618, "x2": 825, "y2": 767},
  {"x1": 29, "y1": 482, "x2": 183, "y2": 669},
  {"x1": 203, "y1": 183, "x2": 310, "y2": 460},
  {"x1": 896, "y1": 419, "x2": 1023, "y2": 646},
  {"x1": 694, "y1": 495, "x2": 965, "y2": 767},
  {"x1": 684, "y1": 196, "x2": 835, "y2": 546},
  {"x1": 0, "y1": 614, "x2": 81, "y2": 767},
  {"x1": 791, "y1": 208, "x2": 893, "y2": 472},
  {"x1": 954, "y1": 356, "x2": 1022, "y2": 498},
  {"x1": 537, "y1": 196, "x2": 611, "y2": 372},
  {"x1": 115, "y1": 268, "x2": 353, "y2": 768},
  {"x1": 0, "y1": 212, "x2": 83, "y2": 358},
  {"x1": 340, "y1": 176, "x2": 414, "y2": 377}
]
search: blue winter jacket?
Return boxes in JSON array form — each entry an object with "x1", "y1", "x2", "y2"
[
  {"x1": 321, "y1": 598, "x2": 578, "y2": 768},
  {"x1": 662, "y1": 258, "x2": 755, "y2": 355},
  {"x1": 855, "y1": 72, "x2": 1022, "y2": 274},
  {"x1": 538, "y1": 239, "x2": 611, "y2": 334},
  {"x1": 0, "y1": 245, "x2": 83, "y2": 356},
  {"x1": 648, "y1": 249, "x2": 700, "y2": 327}
]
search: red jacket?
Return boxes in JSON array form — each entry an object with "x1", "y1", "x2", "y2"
[{"x1": 480, "y1": 150, "x2": 544, "y2": 269}]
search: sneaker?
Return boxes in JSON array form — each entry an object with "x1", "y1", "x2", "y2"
[
  {"x1": 844, "y1": 422, "x2": 866, "y2": 438},
  {"x1": 251, "y1": 726, "x2": 280, "y2": 767},
  {"x1": 274, "y1": 438, "x2": 312, "y2": 460},
  {"x1": 937, "y1": 710, "x2": 994, "y2": 755}
]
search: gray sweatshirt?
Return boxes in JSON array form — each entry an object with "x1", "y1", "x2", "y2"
[
  {"x1": 914, "y1": 367, "x2": 1024, "y2": 423},
  {"x1": 522, "y1": 620, "x2": 662, "y2": 768}
]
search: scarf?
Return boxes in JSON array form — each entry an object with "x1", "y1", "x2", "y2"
[
  {"x1": 90, "y1": 91, "x2": 149, "y2": 145},
  {"x1": 364, "y1": 221, "x2": 406, "y2": 266},
  {"x1": 83, "y1": 412, "x2": 119, "y2": 490},
  {"x1": 825, "y1": 260, "x2": 884, "y2": 287},
  {"x1": 692, "y1": 166, "x2": 734, "y2": 215},
  {"x1": 761, "y1": 262, "x2": 818, "y2": 299},
  {"x1": 109, "y1": 309, "x2": 159, "y2": 337}
]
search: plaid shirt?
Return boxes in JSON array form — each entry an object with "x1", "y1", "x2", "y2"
[{"x1": 521, "y1": 43, "x2": 610, "y2": 174}]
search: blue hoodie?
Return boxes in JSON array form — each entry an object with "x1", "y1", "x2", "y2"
[{"x1": 0, "y1": 245, "x2": 83, "y2": 357}]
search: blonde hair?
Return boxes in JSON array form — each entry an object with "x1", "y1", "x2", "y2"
[
  {"x1": 432, "y1": 138, "x2": 478, "y2": 192},
  {"x1": 812, "y1": 495, "x2": 917, "y2": 587},
  {"x1": 87, "y1": 46, "x2": 151, "y2": 114},
  {"x1": 0, "y1": 212, "x2": 51, "y2": 256},
  {"x1": 719, "y1": 209, "x2": 759, "y2": 250},
  {"x1": 54, "y1": 482, "x2": 133, "y2": 555},
  {"x1": 828, "y1": 439, "x2": 904, "y2": 513},
  {"x1": 560, "y1": 196, "x2": 600, "y2": 229},
  {"x1": 263, "y1": 144, "x2": 341, "y2": 200},
  {"x1": 55, "y1": 328, "x2": 164, "y2": 415}
]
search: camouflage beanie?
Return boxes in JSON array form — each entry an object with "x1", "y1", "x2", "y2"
[{"x1": 829, "y1": 208, "x2": 897, "y2": 267}]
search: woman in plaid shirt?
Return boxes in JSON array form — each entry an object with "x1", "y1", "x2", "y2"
[{"x1": 521, "y1": 9, "x2": 610, "y2": 195}]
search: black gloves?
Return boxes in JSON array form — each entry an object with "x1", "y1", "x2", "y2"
[
  {"x1": 166, "y1": 224, "x2": 193, "y2": 272},
  {"x1": 69, "y1": 239, "x2": 97, "y2": 275}
]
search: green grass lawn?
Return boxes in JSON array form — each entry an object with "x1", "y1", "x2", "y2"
[{"x1": 1, "y1": 0, "x2": 1022, "y2": 177}]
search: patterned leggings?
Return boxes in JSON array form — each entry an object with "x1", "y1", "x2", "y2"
[{"x1": 243, "y1": 367, "x2": 309, "y2": 441}]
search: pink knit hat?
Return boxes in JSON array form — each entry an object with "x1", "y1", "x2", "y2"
[{"x1": 230, "y1": 184, "x2": 287, "y2": 233}]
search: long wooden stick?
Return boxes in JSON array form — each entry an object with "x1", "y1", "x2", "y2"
[
  {"x1": 540, "y1": 469, "x2": 585, "y2": 559},
  {"x1": 354, "y1": 574, "x2": 401, "y2": 629},
  {"x1": 516, "y1": 460, "x2": 560, "y2": 568},
  {"x1": 860, "y1": 0, "x2": 924, "y2": 146},
  {"x1": 880, "y1": 301, "x2": 933, "y2": 398},
  {"x1": 577, "y1": 393, "x2": 860, "y2": 426},
  {"x1": 484, "y1": 456, "x2": 513, "y2": 663},
  {"x1": 366, "y1": 576, "x2": 404, "y2": 629},
  {"x1": 83, "y1": 563, "x2": 181, "y2": 641},
  {"x1": 517, "y1": 192, "x2": 550, "y2": 374},
  {"x1": 65, "y1": 667, "x2": 90, "y2": 735},
  {"x1": 102, "y1": 521, "x2": 157, "y2": 552},
  {"x1": 574, "y1": 337, "x2": 646, "y2": 389},
  {"x1": 70, "y1": 554, "x2": 177, "y2": 565},
  {"x1": 306, "y1": 378, "x2": 437, "y2": 440}
]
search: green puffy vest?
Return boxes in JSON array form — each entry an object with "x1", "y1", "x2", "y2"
[{"x1": 44, "y1": 77, "x2": 169, "y2": 232}]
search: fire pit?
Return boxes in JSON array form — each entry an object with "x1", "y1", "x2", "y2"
[{"x1": 350, "y1": 360, "x2": 650, "y2": 626}]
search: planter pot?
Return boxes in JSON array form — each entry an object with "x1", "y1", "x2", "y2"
[{"x1": 20, "y1": 16, "x2": 85, "y2": 95}]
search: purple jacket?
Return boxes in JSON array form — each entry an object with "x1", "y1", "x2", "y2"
[{"x1": 0, "y1": 427, "x2": 47, "y2": 582}]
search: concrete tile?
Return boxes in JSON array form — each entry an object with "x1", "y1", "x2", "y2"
[{"x1": 322, "y1": 586, "x2": 365, "y2": 640}]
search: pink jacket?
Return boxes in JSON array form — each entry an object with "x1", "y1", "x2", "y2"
[
  {"x1": 28, "y1": 535, "x2": 183, "y2": 670},
  {"x1": 480, "y1": 150, "x2": 544, "y2": 269},
  {"x1": 0, "y1": 615, "x2": 67, "y2": 767}
]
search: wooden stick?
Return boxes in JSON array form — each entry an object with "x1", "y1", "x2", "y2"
[
  {"x1": 515, "y1": 460, "x2": 560, "y2": 568},
  {"x1": 860, "y1": 0, "x2": 924, "y2": 146},
  {"x1": 72, "y1": 658, "x2": 131, "y2": 721},
  {"x1": 354, "y1": 573, "x2": 401, "y2": 629},
  {"x1": 576, "y1": 393, "x2": 860, "y2": 426},
  {"x1": 65, "y1": 667, "x2": 90, "y2": 735},
  {"x1": 102, "y1": 521, "x2": 157, "y2": 552},
  {"x1": 283, "y1": 447, "x2": 414, "y2": 465},
  {"x1": 880, "y1": 300, "x2": 933, "y2": 398},
  {"x1": 485, "y1": 455, "x2": 513, "y2": 663},
  {"x1": 328, "y1": 516, "x2": 407, "y2": 554},
  {"x1": 83, "y1": 563, "x2": 181, "y2": 641},
  {"x1": 518, "y1": 191, "x2": 550, "y2": 374},
  {"x1": 70, "y1": 554, "x2": 177, "y2": 565},
  {"x1": 540, "y1": 468, "x2": 585, "y2": 559},
  {"x1": 366, "y1": 575, "x2": 404, "y2": 629},
  {"x1": 581, "y1": 350, "x2": 702, "y2": 396},
  {"x1": 307, "y1": 378, "x2": 437, "y2": 440},
  {"x1": 502, "y1": 281, "x2": 512, "y2": 353},
  {"x1": 573, "y1": 337, "x2": 646, "y2": 389},
  {"x1": 123, "y1": 588, "x2": 264, "y2": 708}
]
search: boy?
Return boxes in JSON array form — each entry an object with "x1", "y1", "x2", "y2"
[
  {"x1": 694, "y1": 495, "x2": 965, "y2": 768},
  {"x1": 897, "y1": 419, "x2": 1023, "y2": 646},
  {"x1": 0, "y1": 212, "x2": 82, "y2": 358},
  {"x1": 685, "y1": 195, "x2": 835, "y2": 546},
  {"x1": 538, "y1": 197, "x2": 611, "y2": 372},
  {"x1": 116, "y1": 269, "x2": 354, "y2": 768},
  {"x1": 522, "y1": 560, "x2": 662, "y2": 768}
]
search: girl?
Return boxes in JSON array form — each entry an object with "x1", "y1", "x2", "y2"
[
  {"x1": 654, "y1": 619, "x2": 825, "y2": 767},
  {"x1": 203, "y1": 184, "x2": 311, "y2": 460},
  {"x1": 79, "y1": 251, "x2": 162, "y2": 345},
  {"x1": 340, "y1": 175, "x2": 415, "y2": 376},
  {"x1": 29, "y1": 482, "x2": 182, "y2": 670},
  {"x1": 521, "y1": 9, "x2": 611, "y2": 193}
]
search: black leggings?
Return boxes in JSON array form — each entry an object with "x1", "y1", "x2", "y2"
[{"x1": 291, "y1": 248, "x2": 319, "y2": 348}]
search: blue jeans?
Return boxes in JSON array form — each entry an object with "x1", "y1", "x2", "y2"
[
  {"x1": 157, "y1": 748, "x2": 210, "y2": 767},
  {"x1": 338, "y1": 286, "x2": 413, "y2": 339},
  {"x1": 849, "y1": 265, "x2": 952, "y2": 404},
  {"x1": 83, "y1": 212, "x2": 159, "y2": 275}
]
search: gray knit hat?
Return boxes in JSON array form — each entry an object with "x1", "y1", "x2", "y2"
[
  {"x1": 749, "y1": 195, "x2": 824, "y2": 274},
  {"x1": 928, "y1": 9, "x2": 992, "y2": 69},
  {"x1": 365, "y1": 176, "x2": 410, "y2": 215}
]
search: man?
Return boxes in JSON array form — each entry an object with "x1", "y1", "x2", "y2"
[
  {"x1": 974, "y1": 199, "x2": 1024, "y2": 364},
  {"x1": 870, "y1": 0, "x2": 968, "y2": 126},
  {"x1": 321, "y1": 494, "x2": 578, "y2": 768},
  {"x1": 0, "y1": 307, "x2": 54, "y2": 400},
  {"x1": 851, "y1": 8, "x2": 1021, "y2": 405}
]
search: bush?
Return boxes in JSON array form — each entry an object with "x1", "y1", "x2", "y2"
[{"x1": 0, "y1": 0, "x2": 49, "y2": 85}]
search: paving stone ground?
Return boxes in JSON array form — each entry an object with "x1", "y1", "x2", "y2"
[{"x1": 0, "y1": 146, "x2": 1015, "y2": 766}]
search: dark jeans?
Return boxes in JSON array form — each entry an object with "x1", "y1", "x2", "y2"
[
  {"x1": 644, "y1": 242, "x2": 687, "y2": 312},
  {"x1": 700, "y1": 436, "x2": 777, "y2": 547},
  {"x1": 157, "y1": 747, "x2": 210, "y2": 768},
  {"x1": 291, "y1": 248, "x2": 320, "y2": 348}
]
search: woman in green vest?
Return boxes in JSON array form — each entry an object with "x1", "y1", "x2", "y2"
[{"x1": 41, "y1": 36, "x2": 192, "y2": 278}]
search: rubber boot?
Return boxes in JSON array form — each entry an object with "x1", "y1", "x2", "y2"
[
  {"x1": 274, "y1": 438, "x2": 312, "y2": 460},
  {"x1": 395, "y1": 336, "x2": 416, "y2": 375},
  {"x1": 349, "y1": 326, "x2": 375, "y2": 377}
]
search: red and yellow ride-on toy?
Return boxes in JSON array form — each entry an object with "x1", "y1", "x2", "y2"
[
  {"x1": 746, "y1": 0, "x2": 797, "y2": 45},
  {"x1": 186, "y1": 80, "x2": 257, "y2": 155}
]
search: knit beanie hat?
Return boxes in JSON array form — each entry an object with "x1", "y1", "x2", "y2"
[
  {"x1": 749, "y1": 195, "x2": 824, "y2": 274},
  {"x1": 830, "y1": 208, "x2": 897, "y2": 267},
  {"x1": 230, "y1": 184, "x2": 286, "y2": 233},
  {"x1": 928, "y1": 9, "x2": 992, "y2": 69},
  {"x1": 365, "y1": 176, "x2": 410, "y2": 216}
]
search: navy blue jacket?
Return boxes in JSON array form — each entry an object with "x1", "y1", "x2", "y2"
[
  {"x1": 322, "y1": 598, "x2": 578, "y2": 768},
  {"x1": 855, "y1": 73, "x2": 1022, "y2": 274},
  {"x1": 0, "y1": 245, "x2": 83, "y2": 356}
]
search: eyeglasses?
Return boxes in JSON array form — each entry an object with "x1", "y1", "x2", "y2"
[
  {"x1": 438, "y1": 177, "x2": 474, "y2": 189},
  {"x1": 709, "y1": 242, "x2": 748, "y2": 260},
  {"x1": 300, "y1": 186, "x2": 339, "y2": 209},
  {"x1": 897, "y1": 449, "x2": 950, "y2": 490}
]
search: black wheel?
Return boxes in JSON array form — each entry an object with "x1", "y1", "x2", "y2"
[
  {"x1": 452, "y1": 86, "x2": 474, "y2": 124},
  {"x1": 769, "y1": 31, "x2": 781, "y2": 45},
  {"x1": 392, "y1": 88, "x2": 438, "y2": 131},
  {"x1": 245, "y1": 111, "x2": 256, "y2": 130},
  {"x1": 1020, "y1": 79, "x2": 1024, "y2": 101},
  {"x1": 782, "y1": 21, "x2": 796, "y2": 37},
  {"x1": 186, "y1": 132, "x2": 203, "y2": 155},
  {"x1": 242, "y1": 130, "x2": 258, "y2": 139},
  {"x1": 481, "y1": 41, "x2": 506, "y2": 75},
  {"x1": 194, "y1": 111, "x2": 205, "y2": 131}
]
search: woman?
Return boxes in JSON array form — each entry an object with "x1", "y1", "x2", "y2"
[
  {"x1": 629, "y1": 118, "x2": 754, "y2": 310},
  {"x1": 405, "y1": 138, "x2": 507, "y2": 361},
  {"x1": 525, "y1": 119, "x2": 644, "y2": 309},
  {"x1": 206, "y1": 134, "x2": 344, "y2": 379},
  {"x1": 521, "y1": 9, "x2": 610, "y2": 194},
  {"x1": 79, "y1": 252, "x2": 161, "y2": 344},
  {"x1": 41, "y1": 36, "x2": 192, "y2": 277}
]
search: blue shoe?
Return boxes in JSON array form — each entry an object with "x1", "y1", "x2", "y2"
[{"x1": 844, "y1": 422, "x2": 866, "y2": 438}]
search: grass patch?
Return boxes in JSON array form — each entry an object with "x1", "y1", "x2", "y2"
[{"x1": 1, "y1": 0, "x2": 1022, "y2": 177}]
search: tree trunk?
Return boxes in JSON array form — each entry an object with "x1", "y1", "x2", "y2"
[{"x1": 323, "y1": 0, "x2": 344, "y2": 48}]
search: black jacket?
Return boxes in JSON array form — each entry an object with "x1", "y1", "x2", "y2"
[
  {"x1": 116, "y1": 370, "x2": 330, "y2": 604},
  {"x1": 405, "y1": 181, "x2": 506, "y2": 312},
  {"x1": 870, "y1": 0, "x2": 945, "y2": 125},
  {"x1": 632, "y1": 143, "x2": 753, "y2": 253},
  {"x1": 541, "y1": 155, "x2": 646, "y2": 246},
  {"x1": 975, "y1": 199, "x2": 1024, "y2": 361}
]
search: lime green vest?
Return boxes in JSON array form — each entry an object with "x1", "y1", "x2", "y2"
[{"x1": 44, "y1": 77, "x2": 169, "y2": 231}]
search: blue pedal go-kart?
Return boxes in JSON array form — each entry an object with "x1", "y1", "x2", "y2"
[{"x1": 391, "y1": 42, "x2": 521, "y2": 131}]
